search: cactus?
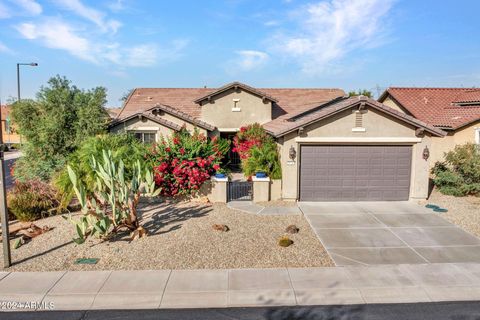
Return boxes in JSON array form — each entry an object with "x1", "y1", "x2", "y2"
[{"x1": 64, "y1": 149, "x2": 159, "y2": 243}]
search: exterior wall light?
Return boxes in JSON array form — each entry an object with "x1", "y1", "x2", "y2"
[
  {"x1": 423, "y1": 146, "x2": 430, "y2": 161},
  {"x1": 289, "y1": 145, "x2": 296, "y2": 161}
]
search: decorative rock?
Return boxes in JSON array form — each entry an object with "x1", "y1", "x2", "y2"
[
  {"x1": 212, "y1": 224, "x2": 229, "y2": 232},
  {"x1": 285, "y1": 224, "x2": 299, "y2": 234}
]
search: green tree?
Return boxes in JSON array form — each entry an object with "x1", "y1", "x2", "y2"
[
  {"x1": 348, "y1": 89, "x2": 373, "y2": 98},
  {"x1": 11, "y1": 75, "x2": 109, "y2": 181}
]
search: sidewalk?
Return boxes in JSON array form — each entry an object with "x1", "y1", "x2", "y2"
[{"x1": 1, "y1": 263, "x2": 480, "y2": 311}]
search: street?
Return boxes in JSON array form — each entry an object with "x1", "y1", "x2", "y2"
[
  {"x1": 1, "y1": 302, "x2": 480, "y2": 320},
  {"x1": 3, "y1": 151, "x2": 20, "y2": 190}
]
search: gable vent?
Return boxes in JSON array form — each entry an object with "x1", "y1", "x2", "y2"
[{"x1": 355, "y1": 111, "x2": 363, "y2": 127}]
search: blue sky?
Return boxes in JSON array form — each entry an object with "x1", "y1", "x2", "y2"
[{"x1": 0, "y1": 0, "x2": 479, "y2": 106}]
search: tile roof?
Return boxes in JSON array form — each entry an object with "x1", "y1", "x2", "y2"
[
  {"x1": 116, "y1": 86, "x2": 345, "y2": 125},
  {"x1": 193, "y1": 81, "x2": 279, "y2": 103},
  {"x1": 263, "y1": 96, "x2": 446, "y2": 137},
  {"x1": 379, "y1": 87, "x2": 480, "y2": 129},
  {"x1": 109, "y1": 112, "x2": 183, "y2": 131},
  {"x1": 147, "y1": 103, "x2": 216, "y2": 131}
]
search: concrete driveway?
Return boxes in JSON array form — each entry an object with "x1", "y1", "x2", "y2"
[{"x1": 299, "y1": 201, "x2": 480, "y2": 266}]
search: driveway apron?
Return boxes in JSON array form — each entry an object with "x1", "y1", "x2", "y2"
[{"x1": 299, "y1": 201, "x2": 480, "y2": 266}]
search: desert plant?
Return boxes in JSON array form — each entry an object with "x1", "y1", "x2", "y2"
[
  {"x1": 7, "y1": 180, "x2": 61, "y2": 222},
  {"x1": 64, "y1": 150, "x2": 157, "y2": 244},
  {"x1": 278, "y1": 236, "x2": 293, "y2": 247},
  {"x1": 54, "y1": 134, "x2": 148, "y2": 208},
  {"x1": 243, "y1": 140, "x2": 282, "y2": 179},
  {"x1": 432, "y1": 143, "x2": 480, "y2": 196}
]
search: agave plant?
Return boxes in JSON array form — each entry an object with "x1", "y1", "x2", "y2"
[{"x1": 64, "y1": 149, "x2": 158, "y2": 244}]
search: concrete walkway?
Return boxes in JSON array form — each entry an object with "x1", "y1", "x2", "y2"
[
  {"x1": 300, "y1": 201, "x2": 480, "y2": 266},
  {"x1": 1, "y1": 263, "x2": 480, "y2": 311},
  {"x1": 227, "y1": 201, "x2": 302, "y2": 215}
]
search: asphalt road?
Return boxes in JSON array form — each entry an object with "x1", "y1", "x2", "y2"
[
  {"x1": 1, "y1": 302, "x2": 480, "y2": 320},
  {"x1": 3, "y1": 151, "x2": 20, "y2": 190}
]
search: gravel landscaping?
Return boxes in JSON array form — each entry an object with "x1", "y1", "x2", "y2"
[
  {"x1": 1, "y1": 200, "x2": 333, "y2": 271},
  {"x1": 420, "y1": 189, "x2": 480, "y2": 237}
]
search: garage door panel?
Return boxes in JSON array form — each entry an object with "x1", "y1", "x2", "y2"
[{"x1": 300, "y1": 145, "x2": 412, "y2": 201}]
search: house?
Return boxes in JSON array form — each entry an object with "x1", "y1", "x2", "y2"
[
  {"x1": 110, "y1": 82, "x2": 445, "y2": 202},
  {"x1": 379, "y1": 88, "x2": 480, "y2": 165},
  {"x1": 0, "y1": 105, "x2": 21, "y2": 145}
]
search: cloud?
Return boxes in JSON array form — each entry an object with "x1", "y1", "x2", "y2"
[
  {"x1": 16, "y1": 19, "x2": 95, "y2": 62},
  {"x1": 234, "y1": 50, "x2": 269, "y2": 71},
  {"x1": 53, "y1": 0, "x2": 121, "y2": 33},
  {"x1": 0, "y1": 41, "x2": 13, "y2": 54},
  {"x1": 14, "y1": 0, "x2": 42, "y2": 15},
  {"x1": 107, "y1": 0, "x2": 126, "y2": 12},
  {"x1": 15, "y1": 18, "x2": 187, "y2": 68},
  {"x1": 275, "y1": 0, "x2": 394, "y2": 74}
]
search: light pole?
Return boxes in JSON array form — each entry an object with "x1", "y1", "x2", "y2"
[
  {"x1": 0, "y1": 62, "x2": 38, "y2": 268},
  {"x1": 17, "y1": 62, "x2": 38, "y2": 102}
]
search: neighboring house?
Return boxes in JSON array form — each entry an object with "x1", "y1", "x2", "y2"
[
  {"x1": 379, "y1": 88, "x2": 480, "y2": 165},
  {"x1": 0, "y1": 105, "x2": 21, "y2": 145},
  {"x1": 105, "y1": 107, "x2": 122, "y2": 119},
  {"x1": 110, "y1": 82, "x2": 445, "y2": 201}
]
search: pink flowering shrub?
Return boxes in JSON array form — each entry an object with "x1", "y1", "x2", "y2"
[
  {"x1": 146, "y1": 128, "x2": 229, "y2": 197},
  {"x1": 232, "y1": 123, "x2": 268, "y2": 160}
]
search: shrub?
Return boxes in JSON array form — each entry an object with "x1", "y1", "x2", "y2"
[
  {"x1": 278, "y1": 236, "x2": 293, "y2": 247},
  {"x1": 7, "y1": 180, "x2": 61, "y2": 222},
  {"x1": 54, "y1": 134, "x2": 148, "y2": 208},
  {"x1": 147, "y1": 128, "x2": 229, "y2": 197},
  {"x1": 432, "y1": 143, "x2": 480, "y2": 196},
  {"x1": 233, "y1": 123, "x2": 282, "y2": 179}
]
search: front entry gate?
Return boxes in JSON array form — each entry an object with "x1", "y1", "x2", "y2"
[{"x1": 228, "y1": 181, "x2": 253, "y2": 201}]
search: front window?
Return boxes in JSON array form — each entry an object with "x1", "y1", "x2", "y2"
[
  {"x1": 132, "y1": 131, "x2": 156, "y2": 144},
  {"x1": 475, "y1": 128, "x2": 480, "y2": 145}
]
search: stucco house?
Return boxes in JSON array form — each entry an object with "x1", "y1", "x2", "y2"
[
  {"x1": 110, "y1": 82, "x2": 445, "y2": 202},
  {"x1": 379, "y1": 87, "x2": 480, "y2": 165}
]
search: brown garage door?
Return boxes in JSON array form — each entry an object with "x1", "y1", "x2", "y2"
[{"x1": 299, "y1": 145, "x2": 412, "y2": 201}]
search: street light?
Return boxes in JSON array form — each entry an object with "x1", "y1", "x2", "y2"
[
  {"x1": 17, "y1": 62, "x2": 38, "y2": 101},
  {"x1": 0, "y1": 62, "x2": 38, "y2": 268}
]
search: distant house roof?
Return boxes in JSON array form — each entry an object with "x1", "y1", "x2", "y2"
[
  {"x1": 263, "y1": 96, "x2": 446, "y2": 138},
  {"x1": 116, "y1": 85, "x2": 345, "y2": 125},
  {"x1": 378, "y1": 87, "x2": 480, "y2": 130},
  {"x1": 105, "y1": 107, "x2": 122, "y2": 119}
]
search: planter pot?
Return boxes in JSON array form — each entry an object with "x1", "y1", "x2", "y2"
[
  {"x1": 215, "y1": 173, "x2": 226, "y2": 179},
  {"x1": 255, "y1": 172, "x2": 267, "y2": 178}
]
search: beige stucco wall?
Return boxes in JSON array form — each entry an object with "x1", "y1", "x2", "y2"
[
  {"x1": 110, "y1": 117, "x2": 174, "y2": 140},
  {"x1": 381, "y1": 96, "x2": 406, "y2": 113},
  {"x1": 430, "y1": 120, "x2": 480, "y2": 165},
  {"x1": 199, "y1": 88, "x2": 272, "y2": 129},
  {"x1": 278, "y1": 107, "x2": 434, "y2": 200},
  {"x1": 110, "y1": 113, "x2": 208, "y2": 140}
]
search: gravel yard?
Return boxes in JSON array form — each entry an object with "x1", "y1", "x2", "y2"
[
  {"x1": 420, "y1": 189, "x2": 480, "y2": 237},
  {"x1": 2, "y1": 200, "x2": 333, "y2": 271}
]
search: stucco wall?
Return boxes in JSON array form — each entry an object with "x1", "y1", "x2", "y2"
[
  {"x1": 381, "y1": 96, "x2": 406, "y2": 113},
  {"x1": 278, "y1": 107, "x2": 433, "y2": 200},
  {"x1": 199, "y1": 88, "x2": 272, "y2": 129},
  {"x1": 110, "y1": 117, "x2": 174, "y2": 140},
  {"x1": 430, "y1": 120, "x2": 480, "y2": 165}
]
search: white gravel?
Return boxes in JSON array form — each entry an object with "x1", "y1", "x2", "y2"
[{"x1": 2, "y1": 200, "x2": 333, "y2": 271}]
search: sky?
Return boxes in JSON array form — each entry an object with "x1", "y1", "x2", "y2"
[{"x1": 0, "y1": 0, "x2": 479, "y2": 107}]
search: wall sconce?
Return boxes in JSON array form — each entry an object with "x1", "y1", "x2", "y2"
[
  {"x1": 422, "y1": 146, "x2": 430, "y2": 161},
  {"x1": 289, "y1": 146, "x2": 296, "y2": 161}
]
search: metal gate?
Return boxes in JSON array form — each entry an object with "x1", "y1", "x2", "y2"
[{"x1": 228, "y1": 181, "x2": 253, "y2": 201}]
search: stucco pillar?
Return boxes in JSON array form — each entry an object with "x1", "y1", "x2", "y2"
[
  {"x1": 209, "y1": 177, "x2": 228, "y2": 203},
  {"x1": 252, "y1": 177, "x2": 270, "y2": 202},
  {"x1": 410, "y1": 136, "x2": 432, "y2": 200}
]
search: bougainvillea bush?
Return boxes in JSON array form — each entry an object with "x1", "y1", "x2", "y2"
[
  {"x1": 233, "y1": 123, "x2": 282, "y2": 179},
  {"x1": 232, "y1": 123, "x2": 267, "y2": 160},
  {"x1": 147, "y1": 129, "x2": 229, "y2": 197}
]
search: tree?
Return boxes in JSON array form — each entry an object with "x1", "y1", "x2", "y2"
[
  {"x1": 11, "y1": 75, "x2": 109, "y2": 181},
  {"x1": 348, "y1": 89, "x2": 373, "y2": 98}
]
